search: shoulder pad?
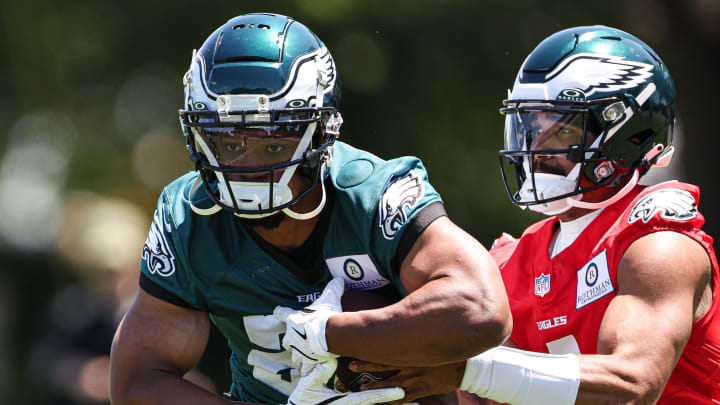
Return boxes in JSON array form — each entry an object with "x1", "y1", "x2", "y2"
[{"x1": 329, "y1": 142, "x2": 383, "y2": 189}]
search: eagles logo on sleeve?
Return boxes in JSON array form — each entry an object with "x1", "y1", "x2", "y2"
[
  {"x1": 628, "y1": 188, "x2": 698, "y2": 224},
  {"x1": 142, "y1": 204, "x2": 176, "y2": 277},
  {"x1": 379, "y1": 171, "x2": 425, "y2": 239}
]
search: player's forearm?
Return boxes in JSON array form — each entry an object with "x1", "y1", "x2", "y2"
[
  {"x1": 326, "y1": 277, "x2": 511, "y2": 366},
  {"x1": 460, "y1": 349, "x2": 666, "y2": 405},
  {"x1": 110, "y1": 369, "x2": 237, "y2": 405},
  {"x1": 574, "y1": 354, "x2": 667, "y2": 405}
]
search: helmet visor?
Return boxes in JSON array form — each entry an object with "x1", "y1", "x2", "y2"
[
  {"x1": 504, "y1": 112, "x2": 591, "y2": 154},
  {"x1": 199, "y1": 124, "x2": 307, "y2": 170}
]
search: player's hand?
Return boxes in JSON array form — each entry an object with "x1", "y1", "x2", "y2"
[
  {"x1": 340, "y1": 360, "x2": 466, "y2": 405},
  {"x1": 287, "y1": 358, "x2": 405, "y2": 405},
  {"x1": 274, "y1": 277, "x2": 344, "y2": 376}
]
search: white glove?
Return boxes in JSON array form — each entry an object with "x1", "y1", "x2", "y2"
[
  {"x1": 287, "y1": 357, "x2": 405, "y2": 405},
  {"x1": 274, "y1": 277, "x2": 344, "y2": 376}
]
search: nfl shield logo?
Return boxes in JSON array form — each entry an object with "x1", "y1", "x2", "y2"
[{"x1": 535, "y1": 273, "x2": 551, "y2": 297}]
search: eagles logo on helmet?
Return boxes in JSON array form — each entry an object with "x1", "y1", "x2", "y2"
[
  {"x1": 178, "y1": 13, "x2": 343, "y2": 220},
  {"x1": 498, "y1": 26, "x2": 676, "y2": 216}
]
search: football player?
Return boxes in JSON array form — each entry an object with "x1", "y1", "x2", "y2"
[
  {"x1": 109, "y1": 13, "x2": 511, "y2": 405},
  {"x1": 347, "y1": 26, "x2": 720, "y2": 404}
]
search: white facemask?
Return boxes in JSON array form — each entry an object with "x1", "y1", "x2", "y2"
[
  {"x1": 517, "y1": 161, "x2": 582, "y2": 216},
  {"x1": 189, "y1": 122, "x2": 327, "y2": 219}
]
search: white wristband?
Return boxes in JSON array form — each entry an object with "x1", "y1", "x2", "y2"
[{"x1": 460, "y1": 346, "x2": 580, "y2": 405}]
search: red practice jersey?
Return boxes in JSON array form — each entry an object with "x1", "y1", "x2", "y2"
[{"x1": 491, "y1": 181, "x2": 720, "y2": 403}]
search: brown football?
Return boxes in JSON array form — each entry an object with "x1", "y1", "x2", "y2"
[{"x1": 335, "y1": 289, "x2": 399, "y2": 392}]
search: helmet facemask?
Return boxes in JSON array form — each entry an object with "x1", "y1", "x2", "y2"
[
  {"x1": 499, "y1": 100, "x2": 614, "y2": 215},
  {"x1": 181, "y1": 93, "x2": 341, "y2": 219},
  {"x1": 499, "y1": 88, "x2": 663, "y2": 215}
]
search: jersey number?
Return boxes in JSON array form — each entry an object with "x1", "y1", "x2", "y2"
[
  {"x1": 546, "y1": 334, "x2": 580, "y2": 354},
  {"x1": 244, "y1": 314, "x2": 299, "y2": 395}
]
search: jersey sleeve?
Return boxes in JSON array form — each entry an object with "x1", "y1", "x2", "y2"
[
  {"x1": 369, "y1": 159, "x2": 444, "y2": 290},
  {"x1": 139, "y1": 188, "x2": 208, "y2": 311}
]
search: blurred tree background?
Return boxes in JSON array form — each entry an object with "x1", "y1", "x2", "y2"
[{"x1": 1, "y1": 0, "x2": 719, "y2": 403}]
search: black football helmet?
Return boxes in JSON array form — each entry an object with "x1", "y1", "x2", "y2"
[{"x1": 499, "y1": 26, "x2": 676, "y2": 215}]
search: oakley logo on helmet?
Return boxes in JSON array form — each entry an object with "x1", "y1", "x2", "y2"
[
  {"x1": 142, "y1": 205, "x2": 176, "y2": 277},
  {"x1": 379, "y1": 171, "x2": 424, "y2": 240},
  {"x1": 286, "y1": 99, "x2": 307, "y2": 108},
  {"x1": 628, "y1": 189, "x2": 698, "y2": 224},
  {"x1": 557, "y1": 88, "x2": 586, "y2": 101}
]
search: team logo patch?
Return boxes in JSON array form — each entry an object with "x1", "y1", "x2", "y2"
[
  {"x1": 628, "y1": 189, "x2": 697, "y2": 224},
  {"x1": 142, "y1": 204, "x2": 176, "y2": 277},
  {"x1": 379, "y1": 171, "x2": 425, "y2": 239},
  {"x1": 534, "y1": 273, "x2": 551, "y2": 298},
  {"x1": 576, "y1": 250, "x2": 614, "y2": 310},
  {"x1": 325, "y1": 254, "x2": 390, "y2": 290}
]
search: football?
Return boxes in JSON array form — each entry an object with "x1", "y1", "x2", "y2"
[{"x1": 334, "y1": 289, "x2": 399, "y2": 392}]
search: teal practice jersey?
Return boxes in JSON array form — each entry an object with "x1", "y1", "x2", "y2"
[{"x1": 139, "y1": 141, "x2": 443, "y2": 404}]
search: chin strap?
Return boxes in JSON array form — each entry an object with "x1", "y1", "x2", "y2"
[
  {"x1": 187, "y1": 165, "x2": 329, "y2": 220},
  {"x1": 282, "y1": 164, "x2": 327, "y2": 220},
  {"x1": 187, "y1": 151, "x2": 330, "y2": 220},
  {"x1": 566, "y1": 167, "x2": 639, "y2": 210},
  {"x1": 188, "y1": 175, "x2": 223, "y2": 216},
  {"x1": 567, "y1": 143, "x2": 664, "y2": 210}
]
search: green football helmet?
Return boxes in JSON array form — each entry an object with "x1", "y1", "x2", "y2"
[
  {"x1": 179, "y1": 13, "x2": 342, "y2": 219},
  {"x1": 499, "y1": 26, "x2": 676, "y2": 215}
]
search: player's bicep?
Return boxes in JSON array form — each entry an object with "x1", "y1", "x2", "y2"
[
  {"x1": 597, "y1": 231, "x2": 709, "y2": 363},
  {"x1": 399, "y1": 216, "x2": 498, "y2": 293},
  {"x1": 111, "y1": 289, "x2": 211, "y2": 387}
]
